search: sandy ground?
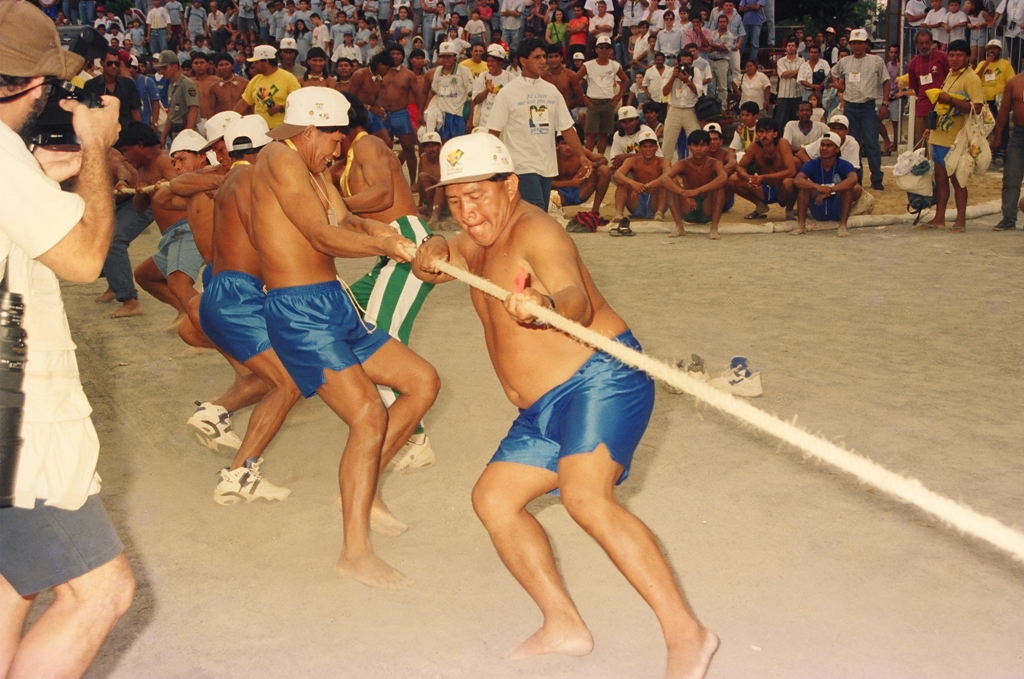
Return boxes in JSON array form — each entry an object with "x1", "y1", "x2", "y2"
[{"x1": 32, "y1": 197, "x2": 1024, "y2": 679}]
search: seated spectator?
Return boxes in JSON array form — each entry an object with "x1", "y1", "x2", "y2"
[
  {"x1": 794, "y1": 113, "x2": 861, "y2": 171},
  {"x1": 612, "y1": 130, "x2": 671, "y2": 233},
  {"x1": 790, "y1": 131, "x2": 862, "y2": 237},
  {"x1": 553, "y1": 134, "x2": 612, "y2": 227},
  {"x1": 728, "y1": 100, "x2": 760, "y2": 161},
  {"x1": 783, "y1": 101, "x2": 829, "y2": 148},
  {"x1": 728, "y1": 118, "x2": 797, "y2": 219},
  {"x1": 660, "y1": 129, "x2": 729, "y2": 239},
  {"x1": 609, "y1": 105, "x2": 662, "y2": 171}
]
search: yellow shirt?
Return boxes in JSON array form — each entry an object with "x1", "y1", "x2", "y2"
[
  {"x1": 930, "y1": 67, "x2": 984, "y2": 148},
  {"x1": 460, "y1": 58, "x2": 488, "y2": 78},
  {"x1": 241, "y1": 68, "x2": 301, "y2": 129},
  {"x1": 975, "y1": 58, "x2": 1014, "y2": 102}
]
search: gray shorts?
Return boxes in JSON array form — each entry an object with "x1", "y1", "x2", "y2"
[
  {"x1": 238, "y1": 16, "x2": 256, "y2": 33},
  {"x1": 0, "y1": 495, "x2": 123, "y2": 596},
  {"x1": 584, "y1": 98, "x2": 616, "y2": 135},
  {"x1": 153, "y1": 218, "x2": 205, "y2": 282}
]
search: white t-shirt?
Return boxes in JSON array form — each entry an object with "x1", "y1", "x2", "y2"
[
  {"x1": 925, "y1": 8, "x2": 949, "y2": 43},
  {"x1": 610, "y1": 123, "x2": 664, "y2": 156},
  {"x1": 473, "y1": 68, "x2": 517, "y2": 127},
  {"x1": 147, "y1": 6, "x2": 171, "y2": 28},
  {"x1": 906, "y1": 0, "x2": 927, "y2": 25},
  {"x1": 775, "y1": 55, "x2": 805, "y2": 99},
  {"x1": 802, "y1": 134, "x2": 861, "y2": 168},
  {"x1": 591, "y1": 12, "x2": 614, "y2": 39},
  {"x1": 431, "y1": 64, "x2": 475, "y2": 113},
  {"x1": 783, "y1": 119, "x2": 829, "y2": 147},
  {"x1": 797, "y1": 59, "x2": 830, "y2": 93},
  {"x1": 582, "y1": 59, "x2": 623, "y2": 99},
  {"x1": 945, "y1": 10, "x2": 968, "y2": 42},
  {"x1": 642, "y1": 64, "x2": 670, "y2": 103},
  {"x1": 0, "y1": 121, "x2": 101, "y2": 511},
  {"x1": 500, "y1": 0, "x2": 525, "y2": 30},
  {"x1": 332, "y1": 43, "x2": 363, "y2": 62},
  {"x1": 488, "y1": 75, "x2": 575, "y2": 177},
  {"x1": 737, "y1": 70, "x2": 771, "y2": 107},
  {"x1": 668, "y1": 70, "x2": 705, "y2": 108},
  {"x1": 312, "y1": 23, "x2": 330, "y2": 50}
]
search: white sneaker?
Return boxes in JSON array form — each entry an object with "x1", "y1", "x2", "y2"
[
  {"x1": 708, "y1": 356, "x2": 764, "y2": 397},
  {"x1": 663, "y1": 354, "x2": 709, "y2": 394},
  {"x1": 187, "y1": 401, "x2": 243, "y2": 452},
  {"x1": 214, "y1": 457, "x2": 291, "y2": 505},
  {"x1": 386, "y1": 433, "x2": 436, "y2": 472}
]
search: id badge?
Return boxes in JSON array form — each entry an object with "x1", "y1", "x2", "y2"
[
  {"x1": 327, "y1": 208, "x2": 338, "y2": 227},
  {"x1": 985, "y1": 72, "x2": 996, "y2": 81},
  {"x1": 920, "y1": 72, "x2": 933, "y2": 85},
  {"x1": 848, "y1": 72, "x2": 861, "y2": 83}
]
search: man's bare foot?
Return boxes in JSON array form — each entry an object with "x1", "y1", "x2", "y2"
[
  {"x1": 505, "y1": 620, "x2": 594, "y2": 660},
  {"x1": 669, "y1": 227, "x2": 686, "y2": 237},
  {"x1": 163, "y1": 311, "x2": 188, "y2": 333},
  {"x1": 789, "y1": 226, "x2": 806, "y2": 236},
  {"x1": 665, "y1": 629, "x2": 720, "y2": 679},
  {"x1": 105, "y1": 299, "x2": 143, "y2": 319},
  {"x1": 708, "y1": 229, "x2": 720, "y2": 240},
  {"x1": 336, "y1": 551, "x2": 414, "y2": 589},
  {"x1": 784, "y1": 209, "x2": 796, "y2": 221},
  {"x1": 370, "y1": 502, "x2": 409, "y2": 537},
  {"x1": 94, "y1": 289, "x2": 116, "y2": 303},
  {"x1": 837, "y1": 224, "x2": 849, "y2": 238},
  {"x1": 949, "y1": 224, "x2": 966, "y2": 233}
]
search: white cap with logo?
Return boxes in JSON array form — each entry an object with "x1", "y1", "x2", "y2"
[
  {"x1": 432, "y1": 134, "x2": 515, "y2": 188},
  {"x1": 703, "y1": 122, "x2": 722, "y2": 134},
  {"x1": 637, "y1": 129, "x2": 659, "y2": 144},
  {"x1": 420, "y1": 131, "x2": 442, "y2": 145},
  {"x1": 828, "y1": 114, "x2": 849, "y2": 129},
  {"x1": 486, "y1": 44, "x2": 507, "y2": 59},
  {"x1": 201, "y1": 111, "x2": 242, "y2": 151},
  {"x1": 596, "y1": 36, "x2": 612, "y2": 46},
  {"x1": 248, "y1": 44, "x2": 277, "y2": 61},
  {"x1": 848, "y1": 28, "x2": 869, "y2": 42},
  {"x1": 617, "y1": 105, "x2": 639, "y2": 120},
  {"x1": 170, "y1": 129, "x2": 209, "y2": 155},
  {"x1": 279, "y1": 37, "x2": 298, "y2": 51},
  {"x1": 225, "y1": 115, "x2": 273, "y2": 153},
  {"x1": 267, "y1": 87, "x2": 351, "y2": 140},
  {"x1": 439, "y1": 41, "x2": 459, "y2": 55},
  {"x1": 819, "y1": 131, "x2": 843, "y2": 147}
]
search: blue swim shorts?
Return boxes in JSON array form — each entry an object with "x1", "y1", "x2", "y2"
[
  {"x1": 490, "y1": 330, "x2": 655, "y2": 489},
  {"x1": 199, "y1": 270, "x2": 272, "y2": 364},
  {"x1": 761, "y1": 183, "x2": 781, "y2": 206},
  {"x1": 439, "y1": 112, "x2": 466, "y2": 141},
  {"x1": 930, "y1": 143, "x2": 950, "y2": 169},
  {"x1": 808, "y1": 193, "x2": 842, "y2": 221},
  {"x1": 631, "y1": 192, "x2": 655, "y2": 219},
  {"x1": 384, "y1": 107, "x2": 415, "y2": 138},
  {"x1": 557, "y1": 186, "x2": 583, "y2": 206},
  {"x1": 724, "y1": 194, "x2": 735, "y2": 212},
  {"x1": 365, "y1": 111, "x2": 386, "y2": 134},
  {"x1": 153, "y1": 218, "x2": 204, "y2": 282},
  {"x1": 264, "y1": 280, "x2": 392, "y2": 398}
]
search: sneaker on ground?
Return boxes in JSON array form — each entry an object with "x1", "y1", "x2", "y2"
[
  {"x1": 187, "y1": 401, "x2": 243, "y2": 452},
  {"x1": 708, "y1": 356, "x2": 763, "y2": 397},
  {"x1": 214, "y1": 457, "x2": 291, "y2": 505},
  {"x1": 663, "y1": 354, "x2": 710, "y2": 394},
  {"x1": 386, "y1": 433, "x2": 436, "y2": 472}
]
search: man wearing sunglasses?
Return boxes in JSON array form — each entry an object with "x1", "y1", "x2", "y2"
[{"x1": 83, "y1": 47, "x2": 142, "y2": 127}]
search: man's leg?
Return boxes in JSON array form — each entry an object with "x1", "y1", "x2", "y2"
[
  {"x1": 580, "y1": 164, "x2": 611, "y2": 212},
  {"x1": 225, "y1": 349, "x2": 302, "y2": 472},
  {"x1": 712, "y1": 60, "x2": 729, "y2": 108},
  {"x1": 101, "y1": 202, "x2": 151, "y2": 317},
  {"x1": 398, "y1": 132, "x2": 418, "y2": 181},
  {"x1": 707, "y1": 186, "x2": 724, "y2": 239},
  {"x1": 950, "y1": 174, "x2": 968, "y2": 231},
  {"x1": 926, "y1": 159, "x2": 949, "y2": 228},
  {"x1": 471, "y1": 461, "x2": 594, "y2": 659},
  {"x1": 133, "y1": 257, "x2": 181, "y2": 311},
  {"x1": 850, "y1": 101, "x2": 883, "y2": 187},
  {"x1": 666, "y1": 190, "x2": 686, "y2": 236},
  {"x1": 997, "y1": 127, "x2": 1024, "y2": 229},
  {"x1": 663, "y1": 106, "x2": 685, "y2": 163},
  {"x1": 557, "y1": 447, "x2": 718, "y2": 679},
  {"x1": 0, "y1": 556, "x2": 134, "y2": 679},
  {"x1": 729, "y1": 173, "x2": 767, "y2": 214},
  {"x1": 612, "y1": 182, "x2": 639, "y2": 218},
  {"x1": 517, "y1": 173, "x2": 552, "y2": 211},
  {"x1": 836, "y1": 185, "x2": 859, "y2": 237},
  {"x1": 791, "y1": 187, "x2": 811, "y2": 235}
]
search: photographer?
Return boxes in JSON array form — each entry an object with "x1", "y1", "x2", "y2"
[
  {"x1": 0, "y1": 2, "x2": 134, "y2": 678},
  {"x1": 661, "y1": 52, "x2": 704, "y2": 163}
]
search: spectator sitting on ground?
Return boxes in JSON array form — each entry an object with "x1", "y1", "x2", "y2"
[
  {"x1": 660, "y1": 129, "x2": 729, "y2": 239},
  {"x1": 553, "y1": 134, "x2": 612, "y2": 230},
  {"x1": 790, "y1": 131, "x2": 862, "y2": 237}
]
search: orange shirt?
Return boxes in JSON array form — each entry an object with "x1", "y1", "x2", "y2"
[{"x1": 568, "y1": 16, "x2": 588, "y2": 46}]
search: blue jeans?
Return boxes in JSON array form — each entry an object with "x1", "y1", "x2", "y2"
[
  {"x1": 79, "y1": 0, "x2": 95, "y2": 25},
  {"x1": 502, "y1": 27, "x2": 522, "y2": 55},
  {"x1": 1000, "y1": 126, "x2": 1024, "y2": 226},
  {"x1": 150, "y1": 28, "x2": 168, "y2": 54},
  {"x1": 745, "y1": 22, "x2": 761, "y2": 65},
  {"x1": 104, "y1": 201, "x2": 153, "y2": 302},
  {"x1": 845, "y1": 100, "x2": 883, "y2": 186},
  {"x1": 422, "y1": 19, "x2": 435, "y2": 55},
  {"x1": 517, "y1": 173, "x2": 553, "y2": 212},
  {"x1": 764, "y1": 0, "x2": 774, "y2": 46},
  {"x1": 62, "y1": 0, "x2": 79, "y2": 24}
]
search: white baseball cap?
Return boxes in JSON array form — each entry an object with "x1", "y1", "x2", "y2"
[
  {"x1": 438, "y1": 41, "x2": 458, "y2": 56},
  {"x1": 247, "y1": 44, "x2": 277, "y2": 61},
  {"x1": 432, "y1": 134, "x2": 515, "y2": 188},
  {"x1": 486, "y1": 44, "x2": 507, "y2": 59},
  {"x1": 572, "y1": 52, "x2": 585, "y2": 60},
  {"x1": 225, "y1": 115, "x2": 272, "y2": 153},
  {"x1": 596, "y1": 36, "x2": 612, "y2": 46},
  {"x1": 819, "y1": 132, "x2": 843, "y2": 147},
  {"x1": 617, "y1": 105, "x2": 639, "y2": 120},
  {"x1": 267, "y1": 87, "x2": 351, "y2": 140},
  {"x1": 849, "y1": 28, "x2": 869, "y2": 42},
  {"x1": 201, "y1": 111, "x2": 242, "y2": 150},
  {"x1": 637, "y1": 129, "x2": 658, "y2": 144},
  {"x1": 828, "y1": 114, "x2": 849, "y2": 129},
  {"x1": 703, "y1": 122, "x2": 722, "y2": 134},
  {"x1": 169, "y1": 129, "x2": 208, "y2": 155},
  {"x1": 129, "y1": 55, "x2": 139, "y2": 68},
  {"x1": 825, "y1": 27, "x2": 836, "y2": 34},
  {"x1": 986, "y1": 38, "x2": 1002, "y2": 49},
  {"x1": 278, "y1": 37, "x2": 298, "y2": 51},
  {"x1": 420, "y1": 131, "x2": 442, "y2": 145}
]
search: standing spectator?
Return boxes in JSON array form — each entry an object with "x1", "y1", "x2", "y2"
[
  {"x1": 720, "y1": 0, "x2": 744, "y2": 85},
  {"x1": 130, "y1": 55, "x2": 163, "y2": 128},
  {"x1": 976, "y1": 38, "x2": 1013, "y2": 155},
  {"x1": 881, "y1": 42, "x2": 901, "y2": 154},
  {"x1": 566, "y1": 3, "x2": 588, "y2": 61},
  {"x1": 578, "y1": 35, "x2": 630, "y2": 153},
  {"x1": 905, "y1": 29, "x2": 949, "y2": 146},
  {"x1": 207, "y1": 0, "x2": 228, "y2": 49},
  {"x1": 546, "y1": 7, "x2": 568, "y2": 53},
  {"x1": 906, "y1": 0, "x2": 927, "y2": 57},
  {"x1": 85, "y1": 46, "x2": 144, "y2": 126},
  {"x1": 425, "y1": 41, "x2": 475, "y2": 139},
  {"x1": 128, "y1": 19, "x2": 147, "y2": 53},
  {"x1": 921, "y1": 39, "x2": 983, "y2": 231},
  {"x1": 992, "y1": 0, "x2": 1024, "y2": 71},
  {"x1": 922, "y1": 0, "x2": 949, "y2": 51},
  {"x1": 467, "y1": 7, "x2": 489, "y2": 45},
  {"x1": 421, "y1": 0, "x2": 442, "y2": 55},
  {"x1": 311, "y1": 12, "x2": 330, "y2": 51},
  {"x1": 487, "y1": 37, "x2": 592, "y2": 210},
  {"x1": 831, "y1": 28, "x2": 888, "y2": 191},
  {"x1": 707, "y1": 13, "x2": 734, "y2": 109},
  {"x1": 470, "y1": 42, "x2": 515, "y2": 127},
  {"x1": 238, "y1": 0, "x2": 257, "y2": 44},
  {"x1": 619, "y1": 0, "x2": 649, "y2": 69},
  {"x1": 734, "y1": 58, "x2": 769, "y2": 110},
  {"x1": 185, "y1": 0, "x2": 207, "y2": 41},
  {"x1": 642, "y1": 49, "x2": 669, "y2": 112},
  {"x1": 147, "y1": 0, "x2": 172, "y2": 55},
  {"x1": 966, "y1": 0, "x2": 990, "y2": 64},
  {"x1": 156, "y1": 49, "x2": 200, "y2": 144},
  {"x1": 655, "y1": 10, "x2": 682, "y2": 65},
  {"x1": 662, "y1": 54, "x2": 705, "y2": 161},
  {"x1": 258, "y1": 0, "x2": 273, "y2": 42},
  {"x1": 774, "y1": 36, "x2": 804, "y2": 124},
  {"x1": 590, "y1": 1, "x2": 615, "y2": 46},
  {"x1": 798, "y1": 44, "x2": 828, "y2": 101},
  {"x1": 500, "y1": 0, "x2": 526, "y2": 54},
  {"x1": 681, "y1": 13, "x2": 713, "y2": 61},
  {"x1": 737, "y1": 0, "x2": 762, "y2": 65},
  {"x1": 945, "y1": 0, "x2": 970, "y2": 43},
  {"x1": 234, "y1": 44, "x2": 301, "y2": 127},
  {"x1": 166, "y1": 0, "x2": 184, "y2": 41}
]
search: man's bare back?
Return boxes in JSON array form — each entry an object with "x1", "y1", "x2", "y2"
[
  {"x1": 337, "y1": 133, "x2": 419, "y2": 222},
  {"x1": 212, "y1": 162, "x2": 262, "y2": 277},
  {"x1": 194, "y1": 73, "x2": 217, "y2": 120},
  {"x1": 169, "y1": 163, "x2": 229, "y2": 260}
]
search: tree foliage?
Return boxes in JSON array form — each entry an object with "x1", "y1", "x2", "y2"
[{"x1": 776, "y1": 0, "x2": 878, "y2": 34}]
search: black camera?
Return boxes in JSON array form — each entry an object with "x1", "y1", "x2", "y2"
[{"x1": 0, "y1": 287, "x2": 27, "y2": 508}]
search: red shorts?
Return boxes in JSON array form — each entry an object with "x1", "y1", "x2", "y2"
[{"x1": 407, "y1": 102, "x2": 420, "y2": 129}]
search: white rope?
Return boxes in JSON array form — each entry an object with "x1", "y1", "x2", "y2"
[{"x1": 423, "y1": 253, "x2": 1024, "y2": 564}]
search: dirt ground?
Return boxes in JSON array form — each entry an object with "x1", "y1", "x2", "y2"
[{"x1": 37, "y1": 200, "x2": 1024, "y2": 679}]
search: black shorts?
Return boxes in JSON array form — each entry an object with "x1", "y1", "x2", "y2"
[{"x1": 0, "y1": 495, "x2": 123, "y2": 596}]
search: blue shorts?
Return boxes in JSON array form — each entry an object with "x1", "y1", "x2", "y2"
[
  {"x1": 153, "y1": 219, "x2": 204, "y2": 281},
  {"x1": 808, "y1": 193, "x2": 842, "y2": 221},
  {"x1": 264, "y1": 280, "x2": 392, "y2": 398},
  {"x1": 439, "y1": 112, "x2": 466, "y2": 141},
  {"x1": 930, "y1": 143, "x2": 950, "y2": 168},
  {"x1": 558, "y1": 186, "x2": 583, "y2": 206},
  {"x1": 366, "y1": 111, "x2": 386, "y2": 134},
  {"x1": 631, "y1": 192, "x2": 654, "y2": 219},
  {"x1": 199, "y1": 271, "x2": 272, "y2": 364},
  {"x1": 0, "y1": 495, "x2": 123, "y2": 596},
  {"x1": 761, "y1": 184, "x2": 781, "y2": 205},
  {"x1": 724, "y1": 194, "x2": 735, "y2": 212},
  {"x1": 384, "y1": 107, "x2": 415, "y2": 138},
  {"x1": 490, "y1": 330, "x2": 655, "y2": 490},
  {"x1": 201, "y1": 263, "x2": 212, "y2": 289}
]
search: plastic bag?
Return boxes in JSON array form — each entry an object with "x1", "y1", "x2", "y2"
[{"x1": 895, "y1": 148, "x2": 934, "y2": 197}]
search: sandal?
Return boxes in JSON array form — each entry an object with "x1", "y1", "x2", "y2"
[
  {"x1": 744, "y1": 210, "x2": 768, "y2": 220},
  {"x1": 615, "y1": 217, "x2": 634, "y2": 236}
]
